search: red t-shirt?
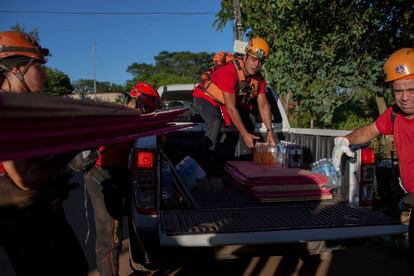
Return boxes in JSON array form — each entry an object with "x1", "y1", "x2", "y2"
[
  {"x1": 96, "y1": 142, "x2": 132, "y2": 168},
  {"x1": 193, "y1": 62, "x2": 266, "y2": 110},
  {"x1": 0, "y1": 163, "x2": 6, "y2": 176},
  {"x1": 375, "y1": 107, "x2": 414, "y2": 193}
]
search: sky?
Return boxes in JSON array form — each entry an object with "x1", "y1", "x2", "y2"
[{"x1": 0, "y1": 0, "x2": 235, "y2": 85}]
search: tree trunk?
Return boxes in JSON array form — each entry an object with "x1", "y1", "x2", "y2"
[
  {"x1": 401, "y1": 0, "x2": 414, "y2": 44},
  {"x1": 376, "y1": 92, "x2": 393, "y2": 160},
  {"x1": 281, "y1": 92, "x2": 291, "y2": 116},
  {"x1": 375, "y1": 94, "x2": 388, "y2": 115}
]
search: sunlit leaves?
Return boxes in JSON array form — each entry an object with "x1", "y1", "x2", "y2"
[{"x1": 215, "y1": 0, "x2": 413, "y2": 128}]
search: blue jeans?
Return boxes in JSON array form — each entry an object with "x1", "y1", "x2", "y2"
[{"x1": 85, "y1": 166, "x2": 130, "y2": 276}]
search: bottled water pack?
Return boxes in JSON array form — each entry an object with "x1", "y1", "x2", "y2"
[
  {"x1": 175, "y1": 156, "x2": 206, "y2": 190},
  {"x1": 276, "y1": 140, "x2": 303, "y2": 168},
  {"x1": 311, "y1": 158, "x2": 341, "y2": 188}
]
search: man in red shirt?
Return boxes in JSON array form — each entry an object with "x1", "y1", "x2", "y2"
[
  {"x1": 84, "y1": 82, "x2": 161, "y2": 276},
  {"x1": 332, "y1": 48, "x2": 414, "y2": 262},
  {"x1": 193, "y1": 37, "x2": 277, "y2": 160},
  {"x1": 333, "y1": 48, "x2": 414, "y2": 197}
]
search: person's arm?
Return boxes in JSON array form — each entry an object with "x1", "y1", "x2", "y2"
[
  {"x1": 2, "y1": 152, "x2": 78, "y2": 191},
  {"x1": 257, "y1": 93, "x2": 277, "y2": 145},
  {"x1": 332, "y1": 123, "x2": 380, "y2": 170},
  {"x1": 222, "y1": 91, "x2": 259, "y2": 149},
  {"x1": 345, "y1": 123, "x2": 380, "y2": 144}
]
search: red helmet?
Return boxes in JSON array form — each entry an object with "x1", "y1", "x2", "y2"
[{"x1": 129, "y1": 82, "x2": 161, "y2": 111}]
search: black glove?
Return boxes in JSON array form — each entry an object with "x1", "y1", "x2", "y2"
[
  {"x1": 67, "y1": 150, "x2": 100, "y2": 173},
  {"x1": 402, "y1": 193, "x2": 414, "y2": 208}
]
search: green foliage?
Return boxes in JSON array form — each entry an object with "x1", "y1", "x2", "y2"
[
  {"x1": 43, "y1": 67, "x2": 73, "y2": 96},
  {"x1": 334, "y1": 114, "x2": 374, "y2": 130},
  {"x1": 215, "y1": 0, "x2": 414, "y2": 128},
  {"x1": 9, "y1": 23, "x2": 39, "y2": 41},
  {"x1": 126, "y1": 51, "x2": 213, "y2": 89},
  {"x1": 72, "y1": 79, "x2": 126, "y2": 94}
]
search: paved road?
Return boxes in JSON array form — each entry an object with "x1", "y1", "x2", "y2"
[{"x1": 0, "y1": 178, "x2": 412, "y2": 275}]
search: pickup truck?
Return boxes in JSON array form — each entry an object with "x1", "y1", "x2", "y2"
[{"x1": 128, "y1": 83, "x2": 408, "y2": 269}]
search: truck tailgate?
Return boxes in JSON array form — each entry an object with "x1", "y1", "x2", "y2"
[{"x1": 159, "y1": 203, "x2": 407, "y2": 246}]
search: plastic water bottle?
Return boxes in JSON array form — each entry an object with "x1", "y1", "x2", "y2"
[
  {"x1": 311, "y1": 158, "x2": 341, "y2": 188},
  {"x1": 161, "y1": 160, "x2": 174, "y2": 201},
  {"x1": 277, "y1": 141, "x2": 286, "y2": 165}
]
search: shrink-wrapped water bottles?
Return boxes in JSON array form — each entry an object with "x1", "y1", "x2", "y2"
[
  {"x1": 175, "y1": 156, "x2": 206, "y2": 190},
  {"x1": 276, "y1": 140, "x2": 303, "y2": 168},
  {"x1": 311, "y1": 158, "x2": 341, "y2": 188}
]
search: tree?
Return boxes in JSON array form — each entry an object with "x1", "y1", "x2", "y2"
[
  {"x1": 72, "y1": 79, "x2": 126, "y2": 94},
  {"x1": 126, "y1": 51, "x2": 213, "y2": 89},
  {"x1": 43, "y1": 67, "x2": 73, "y2": 96},
  {"x1": 9, "y1": 23, "x2": 40, "y2": 41},
  {"x1": 215, "y1": 0, "x2": 414, "y2": 128}
]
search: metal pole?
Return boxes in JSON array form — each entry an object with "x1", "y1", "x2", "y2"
[
  {"x1": 92, "y1": 41, "x2": 97, "y2": 99},
  {"x1": 233, "y1": 0, "x2": 243, "y2": 41}
]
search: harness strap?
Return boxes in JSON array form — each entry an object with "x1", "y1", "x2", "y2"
[
  {"x1": 200, "y1": 59, "x2": 260, "y2": 106},
  {"x1": 14, "y1": 58, "x2": 34, "y2": 93},
  {"x1": 391, "y1": 104, "x2": 398, "y2": 135}
]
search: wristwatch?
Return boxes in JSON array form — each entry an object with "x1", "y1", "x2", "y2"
[{"x1": 266, "y1": 128, "x2": 273, "y2": 133}]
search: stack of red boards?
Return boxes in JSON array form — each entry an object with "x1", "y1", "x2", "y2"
[{"x1": 224, "y1": 160, "x2": 333, "y2": 203}]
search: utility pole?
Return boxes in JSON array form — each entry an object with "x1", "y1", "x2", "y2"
[
  {"x1": 92, "y1": 41, "x2": 97, "y2": 99},
  {"x1": 233, "y1": 0, "x2": 243, "y2": 41}
]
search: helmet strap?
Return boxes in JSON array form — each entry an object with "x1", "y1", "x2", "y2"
[{"x1": 13, "y1": 58, "x2": 34, "y2": 92}]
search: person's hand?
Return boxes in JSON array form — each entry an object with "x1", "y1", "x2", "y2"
[
  {"x1": 242, "y1": 133, "x2": 260, "y2": 149},
  {"x1": 266, "y1": 132, "x2": 277, "y2": 145},
  {"x1": 332, "y1": 137, "x2": 354, "y2": 171},
  {"x1": 402, "y1": 193, "x2": 414, "y2": 208}
]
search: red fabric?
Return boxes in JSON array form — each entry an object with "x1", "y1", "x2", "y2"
[
  {"x1": 0, "y1": 108, "x2": 192, "y2": 161},
  {"x1": 192, "y1": 63, "x2": 266, "y2": 110},
  {"x1": 375, "y1": 107, "x2": 414, "y2": 193},
  {"x1": 224, "y1": 161, "x2": 332, "y2": 203},
  {"x1": 96, "y1": 142, "x2": 132, "y2": 168},
  {"x1": 224, "y1": 174, "x2": 332, "y2": 203},
  {"x1": 0, "y1": 163, "x2": 6, "y2": 176},
  {"x1": 225, "y1": 167, "x2": 329, "y2": 187},
  {"x1": 225, "y1": 160, "x2": 328, "y2": 181}
]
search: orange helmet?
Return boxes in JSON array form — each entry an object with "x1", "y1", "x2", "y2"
[
  {"x1": 384, "y1": 48, "x2": 414, "y2": 82},
  {"x1": 130, "y1": 82, "x2": 161, "y2": 111},
  {"x1": 0, "y1": 31, "x2": 49, "y2": 63},
  {"x1": 245, "y1": 37, "x2": 270, "y2": 61}
]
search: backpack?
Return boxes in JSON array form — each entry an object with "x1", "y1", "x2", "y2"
[{"x1": 199, "y1": 52, "x2": 259, "y2": 105}]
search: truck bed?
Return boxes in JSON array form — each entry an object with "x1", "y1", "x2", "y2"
[{"x1": 159, "y1": 177, "x2": 407, "y2": 246}]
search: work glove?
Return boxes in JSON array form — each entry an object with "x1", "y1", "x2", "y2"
[{"x1": 332, "y1": 137, "x2": 354, "y2": 171}]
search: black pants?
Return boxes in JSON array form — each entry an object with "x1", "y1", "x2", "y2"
[
  {"x1": 0, "y1": 176, "x2": 88, "y2": 276},
  {"x1": 409, "y1": 208, "x2": 414, "y2": 273},
  {"x1": 193, "y1": 97, "x2": 256, "y2": 157},
  {"x1": 85, "y1": 166, "x2": 130, "y2": 276}
]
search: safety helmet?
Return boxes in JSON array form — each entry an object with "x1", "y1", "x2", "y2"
[
  {"x1": 130, "y1": 82, "x2": 161, "y2": 111},
  {"x1": 245, "y1": 37, "x2": 270, "y2": 61},
  {"x1": 384, "y1": 48, "x2": 414, "y2": 82},
  {"x1": 0, "y1": 31, "x2": 49, "y2": 64}
]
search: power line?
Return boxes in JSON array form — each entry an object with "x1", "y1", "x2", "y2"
[{"x1": 0, "y1": 10, "x2": 216, "y2": 15}]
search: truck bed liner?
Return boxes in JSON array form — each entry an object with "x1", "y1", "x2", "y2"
[{"x1": 161, "y1": 203, "x2": 399, "y2": 235}]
